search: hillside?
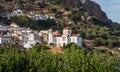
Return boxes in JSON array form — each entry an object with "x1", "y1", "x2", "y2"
[
  {"x1": 49, "y1": 0, "x2": 120, "y2": 28},
  {"x1": 0, "y1": 44, "x2": 120, "y2": 72},
  {"x1": 0, "y1": 1, "x2": 120, "y2": 72},
  {"x1": 0, "y1": 0, "x2": 120, "y2": 28},
  {"x1": 0, "y1": 0, "x2": 120, "y2": 48}
]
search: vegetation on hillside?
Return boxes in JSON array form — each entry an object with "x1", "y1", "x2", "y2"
[
  {"x1": 0, "y1": 1, "x2": 120, "y2": 72},
  {"x1": 10, "y1": 16, "x2": 57, "y2": 30},
  {"x1": 0, "y1": 43, "x2": 120, "y2": 72},
  {"x1": 0, "y1": 0, "x2": 120, "y2": 48},
  {"x1": 67, "y1": 23, "x2": 120, "y2": 48}
]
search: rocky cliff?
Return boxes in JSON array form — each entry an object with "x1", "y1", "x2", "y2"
[
  {"x1": 81, "y1": 0, "x2": 109, "y2": 21},
  {"x1": 60, "y1": 0, "x2": 108, "y2": 21},
  {"x1": 59, "y1": 0, "x2": 120, "y2": 28}
]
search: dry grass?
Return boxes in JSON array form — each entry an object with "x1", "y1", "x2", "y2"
[{"x1": 47, "y1": 46, "x2": 64, "y2": 54}]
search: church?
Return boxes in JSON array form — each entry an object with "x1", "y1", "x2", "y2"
[{"x1": 48, "y1": 27, "x2": 82, "y2": 47}]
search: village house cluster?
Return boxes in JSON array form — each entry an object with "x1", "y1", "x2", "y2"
[
  {"x1": 48, "y1": 27, "x2": 82, "y2": 47},
  {"x1": 6, "y1": 9, "x2": 55, "y2": 20},
  {"x1": 39, "y1": 27, "x2": 82, "y2": 47},
  {"x1": 0, "y1": 23, "x2": 82, "y2": 48},
  {"x1": 0, "y1": 23, "x2": 41, "y2": 48}
]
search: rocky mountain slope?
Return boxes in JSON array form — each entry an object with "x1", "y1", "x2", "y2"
[
  {"x1": 0, "y1": 0, "x2": 120, "y2": 28},
  {"x1": 59, "y1": 0, "x2": 120, "y2": 28},
  {"x1": 0, "y1": 0, "x2": 120, "y2": 48}
]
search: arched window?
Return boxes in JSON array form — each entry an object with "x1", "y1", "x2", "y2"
[
  {"x1": 68, "y1": 30, "x2": 71, "y2": 34},
  {"x1": 54, "y1": 39, "x2": 56, "y2": 42},
  {"x1": 68, "y1": 38, "x2": 71, "y2": 41},
  {"x1": 63, "y1": 36, "x2": 66, "y2": 41}
]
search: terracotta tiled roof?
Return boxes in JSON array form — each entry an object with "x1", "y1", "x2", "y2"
[
  {"x1": 63, "y1": 27, "x2": 71, "y2": 30},
  {"x1": 53, "y1": 34, "x2": 61, "y2": 37},
  {"x1": 49, "y1": 28, "x2": 52, "y2": 30},
  {"x1": 0, "y1": 36, "x2": 11, "y2": 38},
  {"x1": 71, "y1": 34, "x2": 80, "y2": 37}
]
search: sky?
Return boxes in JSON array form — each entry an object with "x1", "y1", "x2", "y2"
[{"x1": 91, "y1": 0, "x2": 120, "y2": 23}]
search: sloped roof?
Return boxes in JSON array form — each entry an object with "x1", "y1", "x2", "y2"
[
  {"x1": 71, "y1": 34, "x2": 80, "y2": 37},
  {"x1": 63, "y1": 27, "x2": 71, "y2": 30},
  {"x1": 53, "y1": 34, "x2": 61, "y2": 37}
]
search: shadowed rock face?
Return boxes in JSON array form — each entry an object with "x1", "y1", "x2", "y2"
[
  {"x1": 81, "y1": 0, "x2": 109, "y2": 22},
  {"x1": 60, "y1": 0, "x2": 109, "y2": 21},
  {"x1": 44, "y1": 0, "x2": 107, "y2": 20},
  {"x1": 80, "y1": 0, "x2": 120, "y2": 27}
]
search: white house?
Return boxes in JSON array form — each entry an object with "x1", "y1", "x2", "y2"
[
  {"x1": 7, "y1": 12, "x2": 14, "y2": 19},
  {"x1": 34, "y1": 14, "x2": 49, "y2": 20},
  {"x1": 13, "y1": 9, "x2": 23, "y2": 16},
  {"x1": 10, "y1": 23, "x2": 20, "y2": 28},
  {"x1": 0, "y1": 25, "x2": 10, "y2": 31},
  {"x1": 7, "y1": 9, "x2": 23, "y2": 19},
  {"x1": 38, "y1": 30, "x2": 48, "y2": 36},
  {"x1": 22, "y1": 32, "x2": 41, "y2": 48},
  {"x1": 48, "y1": 27, "x2": 82, "y2": 47},
  {"x1": 0, "y1": 36, "x2": 13, "y2": 44}
]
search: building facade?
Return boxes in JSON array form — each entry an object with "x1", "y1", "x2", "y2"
[
  {"x1": 22, "y1": 32, "x2": 41, "y2": 48},
  {"x1": 48, "y1": 27, "x2": 82, "y2": 47},
  {"x1": 0, "y1": 36, "x2": 13, "y2": 44},
  {"x1": 0, "y1": 25, "x2": 10, "y2": 31}
]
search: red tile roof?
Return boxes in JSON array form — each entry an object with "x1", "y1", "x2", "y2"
[
  {"x1": 63, "y1": 27, "x2": 71, "y2": 30},
  {"x1": 71, "y1": 34, "x2": 80, "y2": 37},
  {"x1": 53, "y1": 34, "x2": 61, "y2": 37},
  {"x1": 0, "y1": 36, "x2": 11, "y2": 38}
]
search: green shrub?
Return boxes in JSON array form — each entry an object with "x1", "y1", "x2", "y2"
[{"x1": 0, "y1": 46, "x2": 120, "y2": 72}]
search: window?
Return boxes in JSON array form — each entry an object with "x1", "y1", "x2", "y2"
[
  {"x1": 63, "y1": 36, "x2": 66, "y2": 41},
  {"x1": 2, "y1": 40, "x2": 4, "y2": 43},
  {"x1": 54, "y1": 39, "x2": 56, "y2": 42},
  {"x1": 72, "y1": 38, "x2": 75, "y2": 42},
  {"x1": 66, "y1": 31, "x2": 68, "y2": 33},
  {"x1": 68, "y1": 38, "x2": 71, "y2": 41},
  {"x1": 59, "y1": 43, "x2": 61, "y2": 46},
  {"x1": 25, "y1": 41, "x2": 27, "y2": 43},
  {"x1": 6, "y1": 40, "x2": 8, "y2": 43},
  {"x1": 68, "y1": 30, "x2": 71, "y2": 34},
  {"x1": 31, "y1": 44, "x2": 33, "y2": 46}
]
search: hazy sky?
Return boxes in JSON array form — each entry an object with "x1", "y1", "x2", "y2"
[{"x1": 92, "y1": 0, "x2": 120, "y2": 23}]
